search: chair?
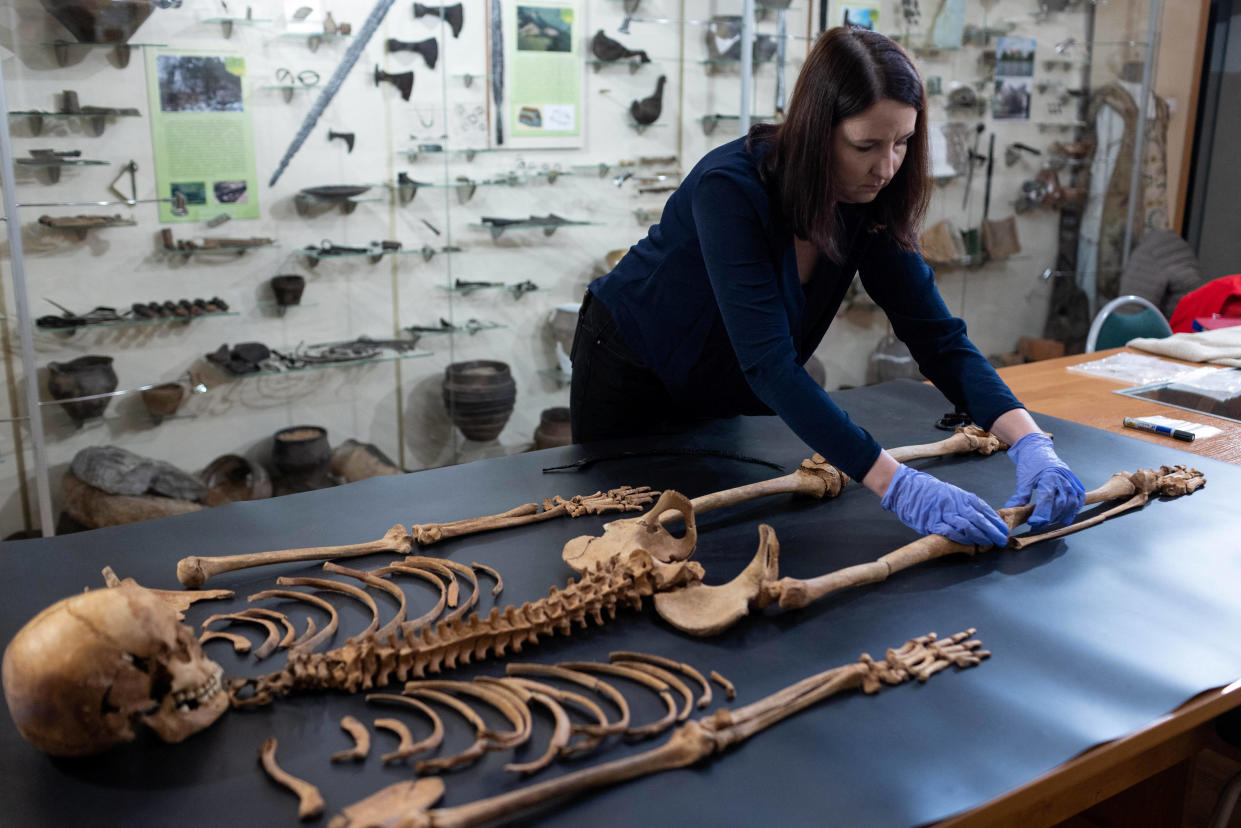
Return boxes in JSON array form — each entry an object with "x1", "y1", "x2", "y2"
[
  {"x1": 1119, "y1": 229, "x2": 1206, "y2": 318},
  {"x1": 1085, "y1": 294, "x2": 1174, "y2": 352}
]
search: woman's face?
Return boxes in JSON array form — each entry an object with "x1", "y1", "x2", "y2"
[{"x1": 830, "y1": 98, "x2": 918, "y2": 203}]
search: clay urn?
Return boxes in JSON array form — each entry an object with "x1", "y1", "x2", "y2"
[
  {"x1": 46, "y1": 355, "x2": 117, "y2": 423},
  {"x1": 441, "y1": 360, "x2": 516, "y2": 442},
  {"x1": 270, "y1": 274, "x2": 306, "y2": 307},
  {"x1": 39, "y1": 0, "x2": 157, "y2": 43},
  {"x1": 533, "y1": 406, "x2": 571, "y2": 450},
  {"x1": 271, "y1": 425, "x2": 333, "y2": 495},
  {"x1": 140, "y1": 382, "x2": 185, "y2": 419}
]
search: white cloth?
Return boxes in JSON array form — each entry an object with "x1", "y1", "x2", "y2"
[{"x1": 1128, "y1": 327, "x2": 1241, "y2": 367}]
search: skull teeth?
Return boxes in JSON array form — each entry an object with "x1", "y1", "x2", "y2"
[{"x1": 171, "y1": 666, "x2": 223, "y2": 708}]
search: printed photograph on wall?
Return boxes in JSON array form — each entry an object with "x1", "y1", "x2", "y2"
[
  {"x1": 838, "y1": 5, "x2": 879, "y2": 29},
  {"x1": 490, "y1": 0, "x2": 583, "y2": 149},
  {"x1": 146, "y1": 48, "x2": 260, "y2": 222},
  {"x1": 993, "y1": 36, "x2": 1035, "y2": 121}
]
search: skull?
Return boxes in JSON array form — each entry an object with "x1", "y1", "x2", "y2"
[{"x1": 2, "y1": 579, "x2": 228, "y2": 757}]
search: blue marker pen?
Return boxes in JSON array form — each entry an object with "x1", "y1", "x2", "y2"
[{"x1": 1122, "y1": 417, "x2": 1195, "y2": 442}]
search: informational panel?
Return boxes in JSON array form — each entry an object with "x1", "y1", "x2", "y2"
[
  {"x1": 491, "y1": 0, "x2": 585, "y2": 148},
  {"x1": 145, "y1": 47, "x2": 261, "y2": 222}
]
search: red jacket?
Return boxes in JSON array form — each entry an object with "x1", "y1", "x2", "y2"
[{"x1": 1169, "y1": 274, "x2": 1241, "y2": 333}]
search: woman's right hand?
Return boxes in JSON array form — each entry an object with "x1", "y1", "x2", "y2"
[{"x1": 880, "y1": 463, "x2": 1009, "y2": 547}]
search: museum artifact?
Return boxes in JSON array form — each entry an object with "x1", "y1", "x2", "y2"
[
  {"x1": 37, "y1": 213, "x2": 136, "y2": 238},
  {"x1": 272, "y1": 425, "x2": 335, "y2": 495},
  {"x1": 329, "y1": 629, "x2": 987, "y2": 827},
  {"x1": 38, "y1": 0, "x2": 175, "y2": 44},
  {"x1": 201, "y1": 454, "x2": 272, "y2": 506},
  {"x1": 442, "y1": 359, "x2": 517, "y2": 442},
  {"x1": 386, "y1": 36, "x2": 438, "y2": 68},
  {"x1": 140, "y1": 381, "x2": 186, "y2": 419},
  {"x1": 330, "y1": 439, "x2": 403, "y2": 481},
  {"x1": 533, "y1": 406, "x2": 571, "y2": 449},
  {"x1": 629, "y1": 75, "x2": 667, "y2": 126},
  {"x1": 160, "y1": 229, "x2": 274, "y2": 252},
  {"x1": 591, "y1": 29, "x2": 650, "y2": 63},
  {"x1": 269, "y1": 0, "x2": 400, "y2": 186},
  {"x1": 412, "y1": 2, "x2": 463, "y2": 38},
  {"x1": 327, "y1": 128, "x2": 355, "y2": 152},
  {"x1": 2, "y1": 578, "x2": 227, "y2": 757},
  {"x1": 270, "y1": 274, "x2": 306, "y2": 306},
  {"x1": 260, "y1": 737, "x2": 324, "y2": 819},
  {"x1": 374, "y1": 64, "x2": 414, "y2": 101},
  {"x1": 46, "y1": 354, "x2": 117, "y2": 422},
  {"x1": 36, "y1": 301, "x2": 124, "y2": 328},
  {"x1": 332, "y1": 715, "x2": 371, "y2": 761}
]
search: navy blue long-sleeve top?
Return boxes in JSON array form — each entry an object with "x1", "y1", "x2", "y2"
[{"x1": 589, "y1": 136, "x2": 1022, "y2": 481}]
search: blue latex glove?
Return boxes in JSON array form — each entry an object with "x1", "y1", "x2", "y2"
[
  {"x1": 1003, "y1": 432, "x2": 1086, "y2": 530},
  {"x1": 881, "y1": 464, "x2": 1009, "y2": 547}
]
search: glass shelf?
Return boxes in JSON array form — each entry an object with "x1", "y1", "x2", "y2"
[
  {"x1": 435, "y1": 282, "x2": 539, "y2": 298},
  {"x1": 699, "y1": 113, "x2": 776, "y2": 135},
  {"x1": 257, "y1": 300, "x2": 319, "y2": 310},
  {"x1": 16, "y1": 158, "x2": 109, "y2": 167},
  {"x1": 451, "y1": 72, "x2": 493, "y2": 87},
  {"x1": 401, "y1": 145, "x2": 496, "y2": 161},
  {"x1": 586, "y1": 58, "x2": 651, "y2": 74},
  {"x1": 471, "y1": 219, "x2": 600, "y2": 239},
  {"x1": 8, "y1": 110, "x2": 141, "y2": 137},
  {"x1": 164, "y1": 243, "x2": 278, "y2": 257},
  {"x1": 627, "y1": 121, "x2": 668, "y2": 133},
  {"x1": 405, "y1": 321, "x2": 505, "y2": 336},
  {"x1": 276, "y1": 31, "x2": 354, "y2": 52},
  {"x1": 299, "y1": 246, "x2": 420, "y2": 266},
  {"x1": 201, "y1": 16, "x2": 272, "y2": 38},
  {"x1": 211, "y1": 348, "x2": 434, "y2": 380},
  {"x1": 37, "y1": 311, "x2": 239, "y2": 333},
  {"x1": 43, "y1": 40, "x2": 166, "y2": 68},
  {"x1": 258, "y1": 83, "x2": 322, "y2": 103}
]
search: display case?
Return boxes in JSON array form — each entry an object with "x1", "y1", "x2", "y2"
[{"x1": 0, "y1": 0, "x2": 1165, "y2": 538}]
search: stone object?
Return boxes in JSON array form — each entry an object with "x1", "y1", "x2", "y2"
[
  {"x1": 69, "y1": 445, "x2": 206, "y2": 502},
  {"x1": 330, "y1": 439, "x2": 402, "y2": 482}
]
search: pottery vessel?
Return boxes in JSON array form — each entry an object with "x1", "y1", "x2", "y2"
[
  {"x1": 442, "y1": 360, "x2": 516, "y2": 442},
  {"x1": 201, "y1": 454, "x2": 271, "y2": 506},
  {"x1": 141, "y1": 382, "x2": 185, "y2": 418},
  {"x1": 533, "y1": 406, "x2": 572, "y2": 450},
  {"x1": 40, "y1": 0, "x2": 158, "y2": 43},
  {"x1": 270, "y1": 274, "x2": 306, "y2": 306},
  {"x1": 47, "y1": 355, "x2": 117, "y2": 423},
  {"x1": 272, "y1": 425, "x2": 334, "y2": 494}
]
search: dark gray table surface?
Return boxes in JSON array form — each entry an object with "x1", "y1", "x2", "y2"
[{"x1": 2, "y1": 380, "x2": 1239, "y2": 828}]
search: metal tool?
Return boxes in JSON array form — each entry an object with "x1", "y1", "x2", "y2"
[
  {"x1": 982, "y1": 133, "x2": 996, "y2": 220},
  {"x1": 490, "y1": 0, "x2": 504, "y2": 145},
  {"x1": 268, "y1": 0, "x2": 398, "y2": 187},
  {"x1": 374, "y1": 65, "x2": 414, "y2": 101},
  {"x1": 327, "y1": 129, "x2": 355, "y2": 152}
]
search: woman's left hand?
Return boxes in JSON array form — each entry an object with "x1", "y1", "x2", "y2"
[{"x1": 1004, "y1": 432, "x2": 1086, "y2": 529}]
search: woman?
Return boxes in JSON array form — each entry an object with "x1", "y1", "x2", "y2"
[{"x1": 570, "y1": 26, "x2": 1084, "y2": 546}]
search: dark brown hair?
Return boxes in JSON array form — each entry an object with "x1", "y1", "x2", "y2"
[{"x1": 749, "y1": 26, "x2": 930, "y2": 262}]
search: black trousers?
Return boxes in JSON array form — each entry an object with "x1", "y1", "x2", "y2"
[{"x1": 569, "y1": 292, "x2": 692, "y2": 443}]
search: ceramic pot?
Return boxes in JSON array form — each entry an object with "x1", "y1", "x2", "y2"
[
  {"x1": 40, "y1": 0, "x2": 157, "y2": 43},
  {"x1": 272, "y1": 425, "x2": 330, "y2": 475},
  {"x1": 442, "y1": 360, "x2": 516, "y2": 442},
  {"x1": 47, "y1": 355, "x2": 117, "y2": 423},
  {"x1": 533, "y1": 406, "x2": 571, "y2": 450},
  {"x1": 201, "y1": 454, "x2": 271, "y2": 506},
  {"x1": 272, "y1": 425, "x2": 334, "y2": 495},
  {"x1": 141, "y1": 382, "x2": 184, "y2": 419},
  {"x1": 270, "y1": 274, "x2": 306, "y2": 306}
]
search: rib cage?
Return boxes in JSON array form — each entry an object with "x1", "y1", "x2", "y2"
[{"x1": 231, "y1": 551, "x2": 684, "y2": 707}]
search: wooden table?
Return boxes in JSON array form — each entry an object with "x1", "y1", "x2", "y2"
[
  {"x1": 996, "y1": 346, "x2": 1241, "y2": 464},
  {"x1": 938, "y1": 348, "x2": 1241, "y2": 827}
]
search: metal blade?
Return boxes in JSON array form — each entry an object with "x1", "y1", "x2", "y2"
[{"x1": 269, "y1": 0, "x2": 399, "y2": 186}]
